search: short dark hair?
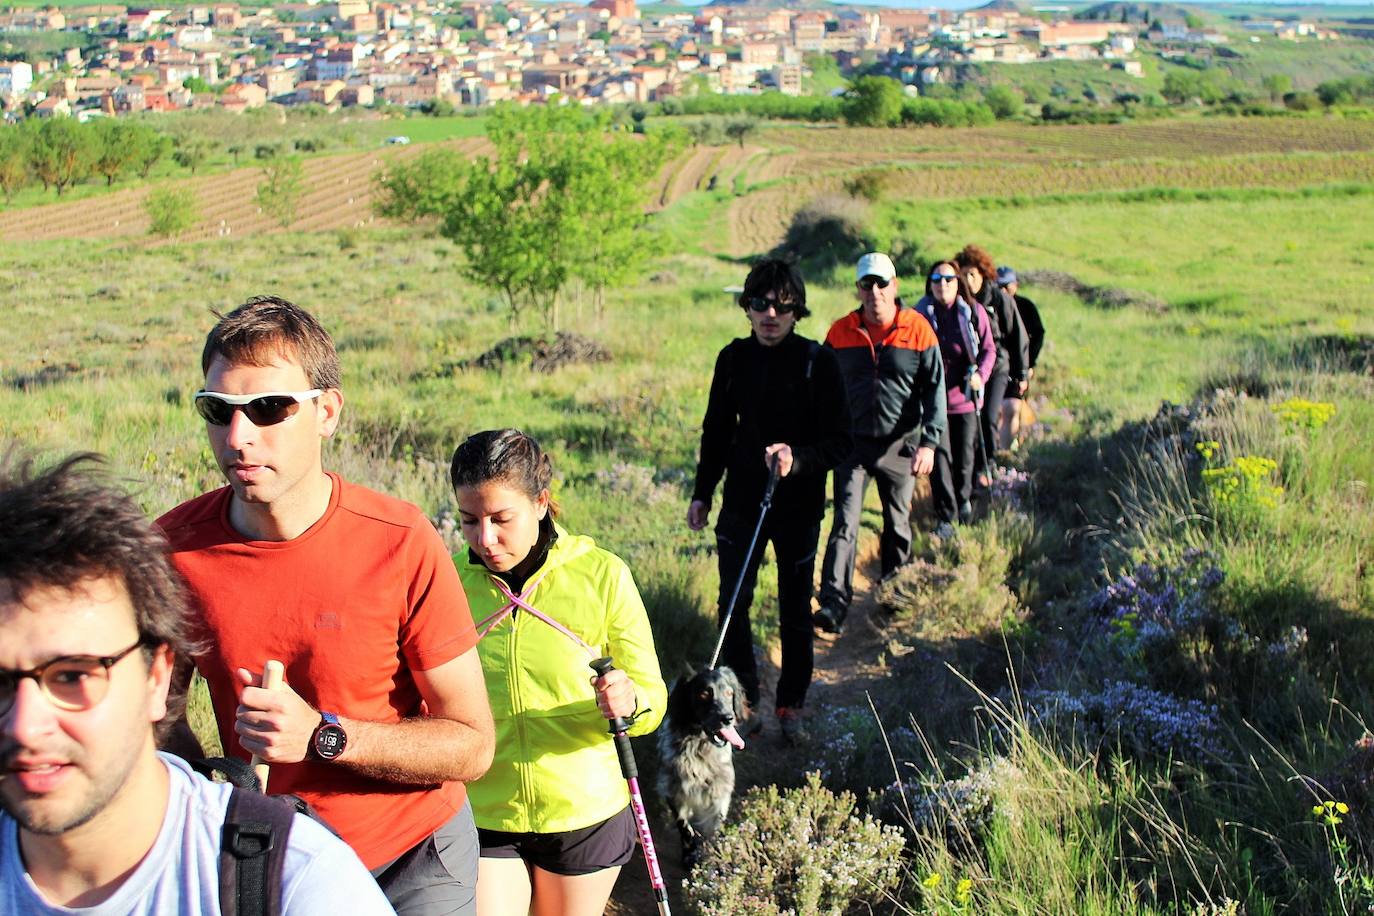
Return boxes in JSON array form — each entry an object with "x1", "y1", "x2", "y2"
[
  {"x1": 450, "y1": 429, "x2": 559, "y2": 518},
  {"x1": 201, "y1": 296, "x2": 341, "y2": 390},
  {"x1": 740, "y1": 258, "x2": 810, "y2": 320},
  {"x1": 0, "y1": 452, "x2": 195, "y2": 670}
]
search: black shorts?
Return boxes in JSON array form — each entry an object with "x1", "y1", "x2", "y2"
[{"x1": 477, "y1": 806, "x2": 636, "y2": 876}]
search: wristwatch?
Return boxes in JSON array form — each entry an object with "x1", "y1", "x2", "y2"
[{"x1": 311, "y1": 711, "x2": 348, "y2": 761}]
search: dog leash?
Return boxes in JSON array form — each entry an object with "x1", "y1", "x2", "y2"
[{"x1": 706, "y1": 456, "x2": 781, "y2": 670}]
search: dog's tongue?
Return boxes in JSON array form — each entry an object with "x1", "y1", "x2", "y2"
[{"x1": 719, "y1": 724, "x2": 745, "y2": 750}]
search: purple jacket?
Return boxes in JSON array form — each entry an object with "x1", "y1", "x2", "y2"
[{"x1": 915, "y1": 294, "x2": 995, "y2": 416}]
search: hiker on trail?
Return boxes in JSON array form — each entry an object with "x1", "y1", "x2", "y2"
[
  {"x1": 450, "y1": 429, "x2": 667, "y2": 916},
  {"x1": 0, "y1": 454, "x2": 391, "y2": 915},
  {"x1": 995, "y1": 266, "x2": 1045, "y2": 450},
  {"x1": 815, "y1": 252, "x2": 946, "y2": 637},
  {"x1": 953, "y1": 245, "x2": 1029, "y2": 486},
  {"x1": 158, "y1": 296, "x2": 494, "y2": 915},
  {"x1": 687, "y1": 259, "x2": 852, "y2": 743},
  {"x1": 913, "y1": 262, "x2": 996, "y2": 536}
]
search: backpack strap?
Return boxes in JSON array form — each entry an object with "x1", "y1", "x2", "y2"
[
  {"x1": 190, "y1": 756, "x2": 261, "y2": 792},
  {"x1": 220, "y1": 787, "x2": 294, "y2": 916},
  {"x1": 803, "y1": 338, "x2": 819, "y2": 382}
]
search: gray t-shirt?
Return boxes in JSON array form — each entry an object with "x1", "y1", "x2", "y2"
[{"x1": 1, "y1": 753, "x2": 395, "y2": 915}]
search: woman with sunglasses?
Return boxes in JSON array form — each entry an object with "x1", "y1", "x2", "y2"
[
  {"x1": 451, "y1": 428, "x2": 666, "y2": 916},
  {"x1": 953, "y1": 244, "x2": 1029, "y2": 485},
  {"x1": 914, "y1": 261, "x2": 995, "y2": 533},
  {"x1": 688, "y1": 258, "x2": 851, "y2": 743}
]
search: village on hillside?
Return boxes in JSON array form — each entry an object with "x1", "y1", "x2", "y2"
[{"x1": 0, "y1": 0, "x2": 1344, "y2": 119}]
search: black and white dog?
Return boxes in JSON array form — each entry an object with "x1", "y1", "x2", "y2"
[{"x1": 657, "y1": 666, "x2": 748, "y2": 867}]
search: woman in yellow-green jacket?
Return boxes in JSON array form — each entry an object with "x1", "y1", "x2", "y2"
[{"x1": 450, "y1": 428, "x2": 666, "y2": 916}]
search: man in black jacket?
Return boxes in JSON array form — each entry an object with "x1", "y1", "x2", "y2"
[{"x1": 688, "y1": 260, "x2": 852, "y2": 743}]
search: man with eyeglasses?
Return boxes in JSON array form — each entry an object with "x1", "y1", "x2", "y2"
[
  {"x1": 0, "y1": 454, "x2": 392, "y2": 914},
  {"x1": 157, "y1": 296, "x2": 494, "y2": 915},
  {"x1": 688, "y1": 259, "x2": 852, "y2": 744},
  {"x1": 815, "y1": 252, "x2": 946, "y2": 636}
]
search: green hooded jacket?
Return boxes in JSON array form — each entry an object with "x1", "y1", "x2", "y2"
[{"x1": 456, "y1": 525, "x2": 667, "y2": 833}]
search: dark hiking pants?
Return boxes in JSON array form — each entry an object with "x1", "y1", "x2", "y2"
[
  {"x1": 818, "y1": 436, "x2": 916, "y2": 623},
  {"x1": 976, "y1": 367, "x2": 1009, "y2": 478},
  {"x1": 933, "y1": 411, "x2": 980, "y2": 524},
  {"x1": 715, "y1": 507, "x2": 821, "y2": 712}
]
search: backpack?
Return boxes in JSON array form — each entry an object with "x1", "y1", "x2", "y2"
[{"x1": 190, "y1": 757, "x2": 338, "y2": 916}]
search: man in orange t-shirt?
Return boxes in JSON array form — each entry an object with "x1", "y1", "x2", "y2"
[{"x1": 159, "y1": 296, "x2": 494, "y2": 915}]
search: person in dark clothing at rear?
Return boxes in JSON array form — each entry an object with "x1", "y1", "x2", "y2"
[
  {"x1": 913, "y1": 262, "x2": 996, "y2": 535},
  {"x1": 815, "y1": 253, "x2": 946, "y2": 638},
  {"x1": 688, "y1": 259, "x2": 852, "y2": 744},
  {"x1": 996, "y1": 266, "x2": 1045, "y2": 450},
  {"x1": 953, "y1": 245, "x2": 1028, "y2": 484}
]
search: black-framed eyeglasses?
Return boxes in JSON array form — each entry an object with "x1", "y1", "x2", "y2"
[
  {"x1": 858, "y1": 276, "x2": 891, "y2": 291},
  {"x1": 193, "y1": 390, "x2": 322, "y2": 427},
  {"x1": 0, "y1": 639, "x2": 148, "y2": 715},
  {"x1": 742, "y1": 295, "x2": 798, "y2": 315}
]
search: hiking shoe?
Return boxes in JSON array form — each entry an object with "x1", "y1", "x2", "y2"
[
  {"x1": 958, "y1": 500, "x2": 974, "y2": 524},
  {"x1": 933, "y1": 521, "x2": 957, "y2": 540},
  {"x1": 813, "y1": 604, "x2": 845, "y2": 636},
  {"x1": 777, "y1": 707, "x2": 809, "y2": 745}
]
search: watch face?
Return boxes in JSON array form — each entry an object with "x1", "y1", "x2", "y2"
[{"x1": 314, "y1": 723, "x2": 347, "y2": 760}]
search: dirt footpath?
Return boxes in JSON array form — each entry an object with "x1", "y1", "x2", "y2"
[{"x1": 607, "y1": 557, "x2": 890, "y2": 914}]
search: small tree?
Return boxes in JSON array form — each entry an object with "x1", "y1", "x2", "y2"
[
  {"x1": 0, "y1": 126, "x2": 30, "y2": 203},
  {"x1": 256, "y1": 155, "x2": 305, "y2": 227},
  {"x1": 173, "y1": 135, "x2": 214, "y2": 175},
  {"x1": 842, "y1": 76, "x2": 904, "y2": 127},
  {"x1": 26, "y1": 117, "x2": 92, "y2": 196},
  {"x1": 723, "y1": 114, "x2": 759, "y2": 148},
  {"x1": 1261, "y1": 73, "x2": 1292, "y2": 103},
  {"x1": 91, "y1": 119, "x2": 140, "y2": 186},
  {"x1": 144, "y1": 185, "x2": 199, "y2": 238},
  {"x1": 131, "y1": 126, "x2": 171, "y2": 179},
  {"x1": 984, "y1": 84, "x2": 1023, "y2": 120}
]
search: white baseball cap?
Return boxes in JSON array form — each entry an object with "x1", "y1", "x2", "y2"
[{"x1": 856, "y1": 252, "x2": 896, "y2": 283}]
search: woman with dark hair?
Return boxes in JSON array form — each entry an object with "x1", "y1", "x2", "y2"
[
  {"x1": 913, "y1": 261, "x2": 996, "y2": 533},
  {"x1": 688, "y1": 258, "x2": 851, "y2": 743},
  {"x1": 451, "y1": 429, "x2": 667, "y2": 916},
  {"x1": 953, "y1": 244, "x2": 1029, "y2": 483}
]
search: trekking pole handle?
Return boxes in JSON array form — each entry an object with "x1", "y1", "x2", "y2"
[
  {"x1": 762, "y1": 453, "x2": 781, "y2": 505},
  {"x1": 249, "y1": 660, "x2": 284, "y2": 793},
  {"x1": 589, "y1": 657, "x2": 638, "y2": 780}
]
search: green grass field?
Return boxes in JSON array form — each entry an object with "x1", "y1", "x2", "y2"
[{"x1": 3, "y1": 112, "x2": 1373, "y2": 912}]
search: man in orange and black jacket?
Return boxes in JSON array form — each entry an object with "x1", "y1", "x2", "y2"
[{"x1": 813, "y1": 253, "x2": 946, "y2": 636}]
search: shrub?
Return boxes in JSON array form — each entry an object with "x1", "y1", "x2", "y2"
[
  {"x1": 875, "y1": 510, "x2": 1028, "y2": 641},
  {"x1": 144, "y1": 186, "x2": 199, "y2": 239},
  {"x1": 684, "y1": 772, "x2": 905, "y2": 916},
  {"x1": 1020, "y1": 681, "x2": 1223, "y2": 762},
  {"x1": 842, "y1": 168, "x2": 889, "y2": 203},
  {"x1": 769, "y1": 193, "x2": 870, "y2": 275}
]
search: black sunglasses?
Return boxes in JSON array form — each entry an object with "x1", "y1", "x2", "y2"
[
  {"x1": 930, "y1": 274, "x2": 959, "y2": 283},
  {"x1": 858, "y1": 276, "x2": 891, "y2": 291},
  {"x1": 742, "y1": 295, "x2": 798, "y2": 315},
  {"x1": 194, "y1": 389, "x2": 322, "y2": 427}
]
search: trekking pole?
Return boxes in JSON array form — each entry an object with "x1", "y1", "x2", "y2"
[
  {"x1": 249, "y1": 660, "x2": 284, "y2": 793},
  {"x1": 971, "y1": 375, "x2": 995, "y2": 493},
  {"x1": 588, "y1": 657, "x2": 672, "y2": 916},
  {"x1": 706, "y1": 456, "x2": 780, "y2": 670}
]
